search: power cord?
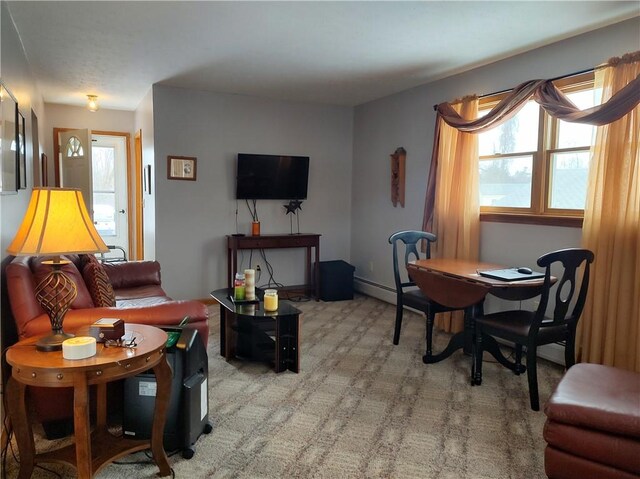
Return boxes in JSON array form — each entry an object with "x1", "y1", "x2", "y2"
[
  {"x1": 113, "y1": 448, "x2": 178, "y2": 478},
  {"x1": 1, "y1": 413, "x2": 64, "y2": 479},
  {"x1": 254, "y1": 249, "x2": 310, "y2": 302},
  {"x1": 235, "y1": 200, "x2": 239, "y2": 234},
  {"x1": 257, "y1": 249, "x2": 283, "y2": 290},
  {"x1": 245, "y1": 199, "x2": 259, "y2": 223}
]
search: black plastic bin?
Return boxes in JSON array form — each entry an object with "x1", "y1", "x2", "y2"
[{"x1": 319, "y1": 260, "x2": 355, "y2": 301}]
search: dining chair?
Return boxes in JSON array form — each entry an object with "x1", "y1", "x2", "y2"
[
  {"x1": 472, "y1": 248, "x2": 594, "y2": 411},
  {"x1": 388, "y1": 230, "x2": 462, "y2": 352}
]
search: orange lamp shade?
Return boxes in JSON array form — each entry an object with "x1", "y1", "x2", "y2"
[{"x1": 7, "y1": 188, "x2": 109, "y2": 256}]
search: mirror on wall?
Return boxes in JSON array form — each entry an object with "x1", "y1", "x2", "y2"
[
  {"x1": 1, "y1": 82, "x2": 19, "y2": 194},
  {"x1": 18, "y1": 110, "x2": 26, "y2": 189}
]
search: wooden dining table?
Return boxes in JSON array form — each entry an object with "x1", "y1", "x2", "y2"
[{"x1": 406, "y1": 258, "x2": 551, "y2": 378}]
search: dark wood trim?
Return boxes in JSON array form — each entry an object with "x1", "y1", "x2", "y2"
[
  {"x1": 198, "y1": 298, "x2": 218, "y2": 306},
  {"x1": 480, "y1": 212, "x2": 583, "y2": 228},
  {"x1": 227, "y1": 234, "x2": 321, "y2": 300},
  {"x1": 134, "y1": 130, "x2": 144, "y2": 260}
]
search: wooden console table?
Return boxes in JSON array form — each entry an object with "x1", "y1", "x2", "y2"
[
  {"x1": 227, "y1": 233, "x2": 320, "y2": 300},
  {"x1": 5, "y1": 325, "x2": 171, "y2": 479}
]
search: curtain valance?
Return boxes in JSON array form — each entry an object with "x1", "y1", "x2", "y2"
[{"x1": 423, "y1": 52, "x2": 640, "y2": 228}]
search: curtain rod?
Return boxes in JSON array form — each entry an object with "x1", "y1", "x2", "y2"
[{"x1": 432, "y1": 67, "x2": 595, "y2": 111}]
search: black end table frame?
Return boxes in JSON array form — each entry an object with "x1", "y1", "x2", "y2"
[{"x1": 211, "y1": 289, "x2": 301, "y2": 373}]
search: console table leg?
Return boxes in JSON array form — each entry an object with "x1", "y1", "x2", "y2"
[
  {"x1": 6, "y1": 377, "x2": 34, "y2": 479},
  {"x1": 73, "y1": 374, "x2": 92, "y2": 479},
  {"x1": 151, "y1": 356, "x2": 172, "y2": 477}
]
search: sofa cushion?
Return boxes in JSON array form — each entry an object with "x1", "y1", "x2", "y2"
[
  {"x1": 104, "y1": 261, "x2": 161, "y2": 289},
  {"x1": 544, "y1": 363, "x2": 640, "y2": 438},
  {"x1": 115, "y1": 285, "x2": 168, "y2": 301},
  {"x1": 544, "y1": 421, "x2": 640, "y2": 475},
  {"x1": 31, "y1": 256, "x2": 94, "y2": 309},
  {"x1": 545, "y1": 446, "x2": 639, "y2": 479},
  {"x1": 82, "y1": 261, "x2": 116, "y2": 307}
]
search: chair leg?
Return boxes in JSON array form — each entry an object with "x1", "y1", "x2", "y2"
[
  {"x1": 425, "y1": 311, "x2": 435, "y2": 358},
  {"x1": 564, "y1": 334, "x2": 576, "y2": 369},
  {"x1": 393, "y1": 303, "x2": 403, "y2": 345},
  {"x1": 473, "y1": 328, "x2": 483, "y2": 386},
  {"x1": 526, "y1": 346, "x2": 540, "y2": 411},
  {"x1": 514, "y1": 344, "x2": 523, "y2": 375}
]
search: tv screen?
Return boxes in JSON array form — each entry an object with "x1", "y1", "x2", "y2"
[{"x1": 236, "y1": 154, "x2": 309, "y2": 200}]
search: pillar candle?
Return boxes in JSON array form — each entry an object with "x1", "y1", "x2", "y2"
[{"x1": 244, "y1": 269, "x2": 256, "y2": 300}]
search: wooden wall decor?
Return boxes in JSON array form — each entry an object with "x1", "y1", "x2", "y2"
[{"x1": 391, "y1": 147, "x2": 406, "y2": 207}]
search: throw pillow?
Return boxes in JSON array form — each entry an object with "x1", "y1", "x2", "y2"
[
  {"x1": 82, "y1": 261, "x2": 116, "y2": 307},
  {"x1": 80, "y1": 254, "x2": 101, "y2": 267}
]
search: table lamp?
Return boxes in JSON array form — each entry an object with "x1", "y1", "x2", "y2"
[{"x1": 7, "y1": 188, "x2": 109, "y2": 351}]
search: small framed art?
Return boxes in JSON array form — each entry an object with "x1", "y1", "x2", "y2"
[{"x1": 167, "y1": 156, "x2": 197, "y2": 181}]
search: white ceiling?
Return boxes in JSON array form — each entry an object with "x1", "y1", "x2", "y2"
[{"x1": 7, "y1": 1, "x2": 639, "y2": 110}]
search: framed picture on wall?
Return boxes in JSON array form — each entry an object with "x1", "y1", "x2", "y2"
[
  {"x1": 167, "y1": 156, "x2": 197, "y2": 181},
  {"x1": 18, "y1": 111, "x2": 26, "y2": 189},
  {"x1": 1, "y1": 82, "x2": 18, "y2": 194}
]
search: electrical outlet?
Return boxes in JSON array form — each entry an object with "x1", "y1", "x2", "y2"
[
  {"x1": 256, "y1": 264, "x2": 261, "y2": 273},
  {"x1": 369, "y1": 261, "x2": 374, "y2": 272}
]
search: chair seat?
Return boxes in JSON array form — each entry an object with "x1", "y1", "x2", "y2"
[
  {"x1": 476, "y1": 310, "x2": 569, "y2": 344},
  {"x1": 403, "y1": 288, "x2": 458, "y2": 314}
]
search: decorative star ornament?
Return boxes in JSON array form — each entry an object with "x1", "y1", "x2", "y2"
[
  {"x1": 284, "y1": 202, "x2": 297, "y2": 215},
  {"x1": 284, "y1": 200, "x2": 303, "y2": 215}
]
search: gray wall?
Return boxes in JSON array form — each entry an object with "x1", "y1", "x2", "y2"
[
  {"x1": 0, "y1": 1, "x2": 45, "y2": 254},
  {"x1": 134, "y1": 88, "x2": 156, "y2": 260},
  {"x1": 1, "y1": 0, "x2": 45, "y2": 365},
  {"x1": 351, "y1": 17, "x2": 640, "y2": 312},
  {"x1": 152, "y1": 86, "x2": 353, "y2": 299}
]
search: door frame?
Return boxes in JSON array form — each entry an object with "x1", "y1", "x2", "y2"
[
  {"x1": 53, "y1": 128, "x2": 137, "y2": 259},
  {"x1": 134, "y1": 130, "x2": 144, "y2": 259}
]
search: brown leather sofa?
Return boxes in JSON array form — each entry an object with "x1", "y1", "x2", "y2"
[
  {"x1": 5, "y1": 254, "x2": 209, "y2": 426},
  {"x1": 543, "y1": 363, "x2": 640, "y2": 479}
]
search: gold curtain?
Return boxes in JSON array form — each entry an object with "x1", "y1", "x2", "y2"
[
  {"x1": 433, "y1": 97, "x2": 480, "y2": 333},
  {"x1": 578, "y1": 53, "x2": 640, "y2": 372}
]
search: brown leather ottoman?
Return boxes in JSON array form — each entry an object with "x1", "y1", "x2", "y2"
[{"x1": 543, "y1": 363, "x2": 640, "y2": 479}]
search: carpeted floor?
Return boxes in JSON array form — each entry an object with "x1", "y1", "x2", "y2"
[{"x1": 4, "y1": 294, "x2": 564, "y2": 478}]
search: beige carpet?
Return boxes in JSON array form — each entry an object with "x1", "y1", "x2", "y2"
[{"x1": 4, "y1": 294, "x2": 564, "y2": 478}]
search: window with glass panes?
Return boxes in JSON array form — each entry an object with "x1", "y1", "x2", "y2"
[{"x1": 478, "y1": 73, "x2": 598, "y2": 226}]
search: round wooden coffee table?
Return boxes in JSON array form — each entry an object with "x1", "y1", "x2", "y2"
[{"x1": 6, "y1": 324, "x2": 172, "y2": 479}]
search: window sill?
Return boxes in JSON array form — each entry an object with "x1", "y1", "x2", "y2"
[{"x1": 480, "y1": 213, "x2": 583, "y2": 228}]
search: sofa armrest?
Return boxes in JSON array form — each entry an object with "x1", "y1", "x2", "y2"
[
  {"x1": 103, "y1": 261, "x2": 161, "y2": 290},
  {"x1": 6, "y1": 257, "x2": 44, "y2": 334}
]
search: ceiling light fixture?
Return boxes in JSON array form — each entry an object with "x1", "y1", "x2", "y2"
[{"x1": 87, "y1": 94, "x2": 99, "y2": 112}]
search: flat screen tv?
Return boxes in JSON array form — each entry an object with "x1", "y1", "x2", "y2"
[{"x1": 236, "y1": 153, "x2": 309, "y2": 200}]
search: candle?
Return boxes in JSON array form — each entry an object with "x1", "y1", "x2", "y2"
[
  {"x1": 264, "y1": 289, "x2": 278, "y2": 311},
  {"x1": 244, "y1": 269, "x2": 256, "y2": 300},
  {"x1": 234, "y1": 273, "x2": 246, "y2": 300}
]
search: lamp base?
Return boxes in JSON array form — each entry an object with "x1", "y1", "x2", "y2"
[{"x1": 36, "y1": 331, "x2": 75, "y2": 352}]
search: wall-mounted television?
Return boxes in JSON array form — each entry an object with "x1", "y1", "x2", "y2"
[{"x1": 236, "y1": 153, "x2": 309, "y2": 200}]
